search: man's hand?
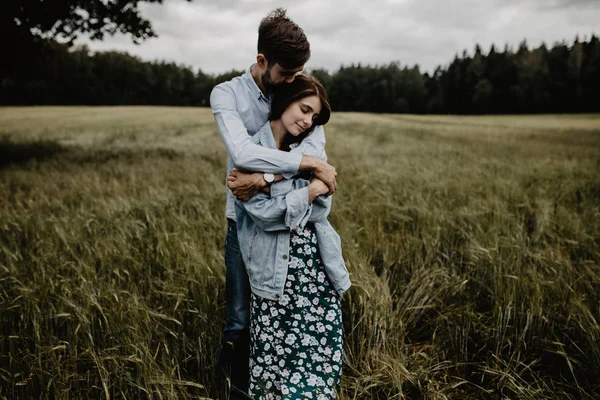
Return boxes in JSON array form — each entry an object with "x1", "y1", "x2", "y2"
[
  {"x1": 227, "y1": 169, "x2": 267, "y2": 201},
  {"x1": 300, "y1": 155, "x2": 337, "y2": 195}
]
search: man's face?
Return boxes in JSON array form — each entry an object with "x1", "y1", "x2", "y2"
[{"x1": 262, "y1": 63, "x2": 304, "y2": 90}]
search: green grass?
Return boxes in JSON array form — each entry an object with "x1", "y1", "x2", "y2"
[{"x1": 1, "y1": 107, "x2": 599, "y2": 399}]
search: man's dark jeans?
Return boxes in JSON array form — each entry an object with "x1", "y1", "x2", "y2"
[{"x1": 221, "y1": 218, "x2": 250, "y2": 392}]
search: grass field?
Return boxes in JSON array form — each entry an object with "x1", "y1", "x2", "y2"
[{"x1": 1, "y1": 107, "x2": 599, "y2": 399}]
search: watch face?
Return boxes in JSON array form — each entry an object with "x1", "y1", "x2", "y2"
[{"x1": 264, "y1": 173, "x2": 275, "y2": 183}]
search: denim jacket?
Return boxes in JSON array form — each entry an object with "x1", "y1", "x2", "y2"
[{"x1": 235, "y1": 122, "x2": 351, "y2": 301}]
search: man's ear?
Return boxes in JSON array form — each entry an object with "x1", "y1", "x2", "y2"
[{"x1": 256, "y1": 54, "x2": 268, "y2": 69}]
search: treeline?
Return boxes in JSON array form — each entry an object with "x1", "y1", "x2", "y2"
[
  {"x1": 2, "y1": 35, "x2": 599, "y2": 114},
  {"x1": 313, "y1": 37, "x2": 600, "y2": 114},
  {"x1": 1, "y1": 38, "x2": 241, "y2": 107}
]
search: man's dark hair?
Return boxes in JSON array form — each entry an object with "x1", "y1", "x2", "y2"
[{"x1": 258, "y1": 8, "x2": 311, "y2": 69}]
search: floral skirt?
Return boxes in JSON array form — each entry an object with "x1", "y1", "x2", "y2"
[{"x1": 248, "y1": 224, "x2": 343, "y2": 400}]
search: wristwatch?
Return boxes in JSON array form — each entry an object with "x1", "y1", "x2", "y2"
[{"x1": 263, "y1": 173, "x2": 275, "y2": 185}]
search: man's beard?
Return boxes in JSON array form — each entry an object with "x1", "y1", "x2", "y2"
[{"x1": 261, "y1": 68, "x2": 276, "y2": 91}]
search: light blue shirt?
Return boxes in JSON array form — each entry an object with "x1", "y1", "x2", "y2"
[
  {"x1": 234, "y1": 122, "x2": 351, "y2": 301},
  {"x1": 210, "y1": 64, "x2": 326, "y2": 220}
]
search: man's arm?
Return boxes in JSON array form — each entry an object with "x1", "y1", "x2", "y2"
[
  {"x1": 228, "y1": 143, "x2": 336, "y2": 201},
  {"x1": 211, "y1": 85, "x2": 302, "y2": 174},
  {"x1": 212, "y1": 84, "x2": 337, "y2": 194}
]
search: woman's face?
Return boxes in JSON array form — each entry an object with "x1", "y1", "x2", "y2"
[{"x1": 280, "y1": 95, "x2": 322, "y2": 136}]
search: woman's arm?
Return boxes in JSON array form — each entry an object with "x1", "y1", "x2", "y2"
[
  {"x1": 307, "y1": 177, "x2": 332, "y2": 222},
  {"x1": 236, "y1": 178, "x2": 329, "y2": 232}
]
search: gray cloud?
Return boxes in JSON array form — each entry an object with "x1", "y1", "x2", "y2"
[{"x1": 75, "y1": 0, "x2": 600, "y2": 74}]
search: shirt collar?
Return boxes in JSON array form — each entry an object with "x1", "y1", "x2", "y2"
[
  {"x1": 244, "y1": 64, "x2": 271, "y2": 102},
  {"x1": 256, "y1": 121, "x2": 277, "y2": 150}
]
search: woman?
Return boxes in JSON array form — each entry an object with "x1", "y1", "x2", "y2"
[{"x1": 234, "y1": 75, "x2": 351, "y2": 399}]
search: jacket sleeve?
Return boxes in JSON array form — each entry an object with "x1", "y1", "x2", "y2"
[
  {"x1": 254, "y1": 174, "x2": 332, "y2": 229},
  {"x1": 210, "y1": 84, "x2": 302, "y2": 173},
  {"x1": 236, "y1": 186, "x2": 311, "y2": 232}
]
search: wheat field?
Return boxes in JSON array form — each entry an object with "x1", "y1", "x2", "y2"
[{"x1": 1, "y1": 107, "x2": 599, "y2": 399}]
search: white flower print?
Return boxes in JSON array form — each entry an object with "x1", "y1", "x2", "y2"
[
  {"x1": 284, "y1": 333, "x2": 297, "y2": 345},
  {"x1": 248, "y1": 226, "x2": 342, "y2": 400},
  {"x1": 304, "y1": 244, "x2": 313, "y2": 255},
  {"x1": 301, "y1": 335, "x2": 312, "y2": 346},
  {"x1": 290, "y1": 372, "x2": 301, "y2": 384},
  {"x1": 333, "y1": 350, "x2": 341, "y2": 362},
  {"x1": 252, "y1": 365, "x2": 263, "y2": 377},
  {"x1": 326, "y1": 310, "x2": 336, "y2": 321}
]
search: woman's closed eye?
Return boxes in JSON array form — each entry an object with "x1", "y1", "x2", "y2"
[{"x1": 300, "y1": 106, "x2": 319, "y2": 120}]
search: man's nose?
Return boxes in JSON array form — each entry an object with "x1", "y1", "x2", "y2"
[{"x1": 285, "y1": 75, "x2": 295, "y2": 83}]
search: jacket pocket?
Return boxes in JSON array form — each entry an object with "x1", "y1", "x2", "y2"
[{"x1": 248, "y1": 231, "x2": 277, "y2": 288}]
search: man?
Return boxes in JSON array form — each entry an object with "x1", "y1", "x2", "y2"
[{"x1": 210, "y1": 8, "x2": 337, "y2": 394}]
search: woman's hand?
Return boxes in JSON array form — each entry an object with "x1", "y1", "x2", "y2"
[
  {"x1": 308, "y1": 177, "x2": 329, "y2": 203},
  {"x1": 299, "y1": 156, "x2": 337, "y2": 195}
]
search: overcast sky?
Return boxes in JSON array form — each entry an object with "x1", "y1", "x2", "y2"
[{"x1": 75, "y1": 0, "x2": 600, "y2": 75}]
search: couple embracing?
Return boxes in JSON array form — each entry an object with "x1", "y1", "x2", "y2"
[{"x1": 210, "y1": 8, "x2": 351, "y2": 399}]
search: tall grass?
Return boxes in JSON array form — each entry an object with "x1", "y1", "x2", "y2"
[{"x1": 1, "y1": 107, "x2": 599, "y2": 399}]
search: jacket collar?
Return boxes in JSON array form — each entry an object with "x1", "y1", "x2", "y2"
[{"x1": 255, "y1": 121, "x2": 278, "y2": 149}]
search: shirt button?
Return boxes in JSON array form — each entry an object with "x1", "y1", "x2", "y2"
[{"x1": 282, "y1": 254, "x2": 288, "y2": 260}]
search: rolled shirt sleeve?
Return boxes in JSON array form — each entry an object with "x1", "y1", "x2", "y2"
[{"x1": 211, "y1": 85, "x2": 303, "y2": 174}]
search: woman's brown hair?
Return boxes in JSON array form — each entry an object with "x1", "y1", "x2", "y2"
[{"x1": 269, "y1": 74, "x2": 331, "y2": 150}]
